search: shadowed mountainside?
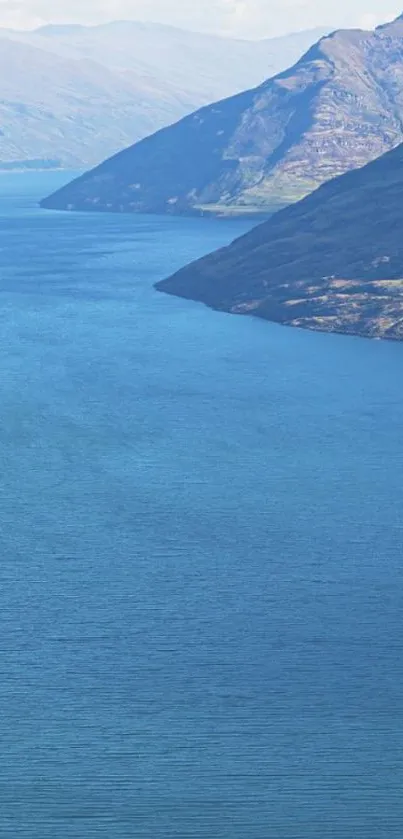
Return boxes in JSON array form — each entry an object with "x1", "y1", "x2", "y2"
[{"x1": 156, "y1": 142, "x2": 403, "y2": 341}]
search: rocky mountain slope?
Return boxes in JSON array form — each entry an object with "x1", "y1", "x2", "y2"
[
  {"x1": 41, "y1": 14, "x2": 403, "y2": 214},
  {"x1": 156, "y1": 142, "x2": 403, "y2": 341},
  {"x1": 0, "y1": 22, "x2": 328, "y2": 169}
]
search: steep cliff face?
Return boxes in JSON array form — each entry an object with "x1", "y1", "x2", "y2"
[
  {"x1": 42, "y1": 15, "x2": 403, "y2": 215},
  {"x1": 156, "y1": 142, "x2": 403, "y2": 341}
]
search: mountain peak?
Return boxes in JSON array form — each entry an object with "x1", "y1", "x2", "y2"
[
  {"x1": 41, "y1": 13, "x2": 403, "y2": 217},
  {"x1": 376, "y1": 12, "x2": 403, "y2": 30}
]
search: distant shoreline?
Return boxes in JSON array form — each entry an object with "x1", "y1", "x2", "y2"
[
  {"x1": 0, "y1": 163, "x2": 65, "y2": 174},
  {"x1": 0, "y1": 168, "x2": 65, "y2": 174}
]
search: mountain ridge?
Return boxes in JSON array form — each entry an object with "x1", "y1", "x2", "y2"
[
  {"x1": 0, "y1": 22, "x2": 330, "y2": 168},
  {"x1": 41, "y1": 14, "x2": 403, "y2": 214}
]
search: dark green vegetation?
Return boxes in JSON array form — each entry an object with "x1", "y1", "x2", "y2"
[
  {"x1": 156, "y1": 142, "x2": 403, "y2": 340},
  {"x1": 42, "y1": 14, "x2": 403, "y2": 215}
]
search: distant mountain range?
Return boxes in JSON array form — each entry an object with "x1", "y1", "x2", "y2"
[
  {"x1": 157, "y1": 141, "x2": 403, "y2": 341},
  {"x1": 41, "y1": 14, "x2": 403, "y2": 214},
  {"x1": 0, "y1": 22, "x2": 329, "y2": 169}
]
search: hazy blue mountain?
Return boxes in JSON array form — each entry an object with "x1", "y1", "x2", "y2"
[
  {"x1": 157, "y1": 141, "x2": 403, "y2": 341},
  {"x1": 0, "y1": 37, "x2": 191, "y2": 169},
  {"x1": 0, "y1": 22, "x2": 329, "y2": 168},
  {"x1": 41, "y1": 14, "x2": 403, "y2": 213},
  {"x1": 27, "y1": 22, "x2": 329, "y2": 105}
]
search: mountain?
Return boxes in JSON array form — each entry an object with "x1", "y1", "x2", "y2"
[
  {"x1": 0, "y1": 22, "x2": 329, "y2": 169},
  {"x1": 25, "y1": 22, "x2": 329, "y2": 109},
  {"x1": 0, "y1": 37, "x2": 191, "y2": 170},
  {"x1": 41, "y1": 14, "x2": 403, "y2": 214},
  {"x1": 156, "y1": 141, "x2": 403, "y2": 341}
]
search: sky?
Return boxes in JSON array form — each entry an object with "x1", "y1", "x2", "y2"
[{"x1": 0, "y1": 0, "x2": 400, "y2": 38}]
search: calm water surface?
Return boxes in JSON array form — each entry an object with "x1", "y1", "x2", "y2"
[{"x1": 1, "y1": 173, "x2": 403, "y2": 838}]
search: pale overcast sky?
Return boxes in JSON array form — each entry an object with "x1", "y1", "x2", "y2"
[{"x1": 0, "y1": 0, "x2": 400, "y2": 37}]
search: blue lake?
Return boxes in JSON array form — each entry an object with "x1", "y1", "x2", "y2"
[{"x1": 1, "y1": 172, "x2": 403, "y2": 838}]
